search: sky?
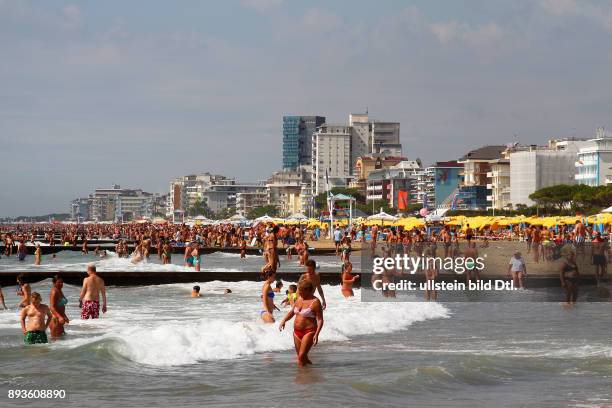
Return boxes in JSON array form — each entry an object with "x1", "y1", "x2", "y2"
[{"x1": 1, "y1": 0, "x2": 612, "y2": 216}]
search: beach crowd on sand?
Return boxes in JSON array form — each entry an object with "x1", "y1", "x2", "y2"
[{"x1": 0, "y1": 218, "x2": 609, "y2": 365}]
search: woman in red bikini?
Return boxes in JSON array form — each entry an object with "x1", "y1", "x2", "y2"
[
  {"x1": 341, "y1": 253, "x2": 359, "y2": 297},
  {"x1": 279, "y1": 279, "x2": 324, "y2": 367}
]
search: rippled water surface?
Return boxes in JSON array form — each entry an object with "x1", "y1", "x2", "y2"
[{"x1": 0, "y1": 260, "x2": 610, "y2": 407}]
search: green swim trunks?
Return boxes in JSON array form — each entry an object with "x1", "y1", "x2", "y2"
[{"x1": 24, "y1": 330, "x2": 48, "y2": 345}]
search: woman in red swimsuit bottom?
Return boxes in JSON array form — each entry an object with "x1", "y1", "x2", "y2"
[{"x1": 279, "y1": 279, "x2": 324, "y2": 367}]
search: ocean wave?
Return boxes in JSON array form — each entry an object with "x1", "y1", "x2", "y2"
[{"x1": 111, "y1": 288, "x2": 448, "y2": 366}]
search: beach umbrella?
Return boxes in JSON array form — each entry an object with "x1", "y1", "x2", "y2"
[
  {"x1": 288, "y1": 212, "x2": 308, "y2": 221},
  {"x1": 193, "y1": 215, "x2": 214, "y2": 225},
  {"x1": 226, "y1": 214, "x2": 248, "y2": 225},
  {"x1": 367, "y1": 210, "x2": 398, "y2": 226},
  {"x1": 602, "y1": 205, "x2": 612, "y2": 213},
  {"x1": 254, "y1": 214, "x2": 275, "y2": 223}
]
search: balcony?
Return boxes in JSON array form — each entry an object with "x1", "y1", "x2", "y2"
[
  {"x1": 486, "y1": 195, "x2": 493, "y2": 201},
  {"x1": 575, "y1": 173, "x2": 597, "y2": 180},
  {"x1": 486, "y1": 184, "x2": 493, "y2": 189}
]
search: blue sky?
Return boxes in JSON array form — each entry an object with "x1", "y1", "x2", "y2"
[{"x1": 1, "y1": 0, "x2": 612, "y2": 216}]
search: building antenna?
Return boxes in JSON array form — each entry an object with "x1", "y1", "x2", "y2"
[{"x1": 365, "y1": 107, "x2": 368, "y2": 115}]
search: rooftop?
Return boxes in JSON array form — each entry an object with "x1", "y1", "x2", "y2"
[{"x1": 459, "y1": 145, "x2": 506, "y2": 161}]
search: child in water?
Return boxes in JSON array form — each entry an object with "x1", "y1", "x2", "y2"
[
  {"x1": 279, "y1": 279, "x2": 324, "y2": 367},
  {"x1": 281, "y1": 284, "x2": 298, "y2": 307}
]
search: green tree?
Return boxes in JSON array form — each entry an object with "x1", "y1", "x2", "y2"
[
  {"x1": 187, "y1": 198, "x2": 213, "y2": 218},
  {"x1": 529, "y1": 184, "x2": 575, "y2": 211}
]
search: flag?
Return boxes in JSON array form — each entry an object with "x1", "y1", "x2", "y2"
[{"x1": 397, "y1": 190, "x2": 409, "y2": 210}]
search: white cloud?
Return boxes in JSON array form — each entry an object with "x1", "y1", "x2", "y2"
[
  {"x1": 539, "y1": 0, "x2": 612, "y2": 30},
  {"x1": 539, "y1": 0, "x2": 577, "y2": 15},
  {"x1": 300, "y1": 8, "x2": 342, "y2": 33},
  {"x1": 240, "y1": 0, "x2": 283, "y2": 12},
  {"x1": 62, "y1": 5, "x2": 83, "y2": 29},
  {"x1": 65, "y1": 43, "x2": 121, "y2": 65},
  {"x1": 430, "y1": 21, "x2": 504, "y2": 47}
]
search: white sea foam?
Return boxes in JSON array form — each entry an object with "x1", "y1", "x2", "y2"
[
  {"x1": 109, "y1": 282, "x2": 449, "y2": 366},
  {"x1": 0, "y1": 281, "x2": 449, "y2": 366}
]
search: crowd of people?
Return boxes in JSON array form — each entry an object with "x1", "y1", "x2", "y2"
[
  {"x1": 3, "y1": 265, "x2": 106, "y2": 346},
  {"x1": 0, "y1": 218, "x2": 609, "y2": 364}
]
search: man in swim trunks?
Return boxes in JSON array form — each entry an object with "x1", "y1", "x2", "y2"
[
  {"x1": 79, "y1": 263, "x2": 107, "y2": 319},
  {"x1": 19, "y1": 292, "x2": 52, "y2": 345},
  {"x1": 17, "y1": 240, "x2": 27, "y2": 261}
]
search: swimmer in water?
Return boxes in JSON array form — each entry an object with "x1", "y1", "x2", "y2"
[
  {"x1": 273, "y1": 280, "x2": 283, "y2": 293},
  {"x1": 34, "y1": 244, "x2": 41, "y2": 265},
  {"x1": 0, "y1": 286, "x2": 6, "y2": 309},
  {"x1": 279, "y1": 278, "x2": 324, "y2": 367},
  {"x1": 299, "y1": 259, "x2": 327, "y2": 310},
  {"x1": 16, "y1": 274, "x2": 31, "y2": 308},
  {"x1": 341, "y1": 253, "x2": 359, "y2": 298},
  {"x1": 49, "y1": 275, "x2": 69, "y2": 338},
  {"x1": 79, "y1": 264, "x2": 107, "y2": 319},
  {"x1": 260, "y1": 270, "x2": 278, "y2": 323},
  {"x1": 191, "y1": 243, "x2": 201, "y2": 272},
  {"x1": 191, "y1": 286, "x2": 201, "y2": 297},
  {"x1": 239, "y1": 238, "x2": 247, "y2": 260},
  {"x1": 281, "y1": 284, "x2": 298, "y2": 307},
  {"x1": 560, "y1": 245, "x2": 580, "y2": 306},
  {"x1": 20, "y1": 292, "x2": 52, "y2": 345}
]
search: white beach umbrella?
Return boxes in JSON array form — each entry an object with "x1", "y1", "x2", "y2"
[
  {"x1": 193, "y1": 215, "x2": 213, "y2": 224},
  {"x1": 288, "y1": 212, "x2": 308, "y2": 220},
  {"x1": 603, "y1": 205, "x2": 612, "y2": 213},
  {"x1": 367, "y1": 210, "x2": 398, "y2": 222},
  {"x1": 254, "y1": 214, "x2": 275, "y2": 223}
]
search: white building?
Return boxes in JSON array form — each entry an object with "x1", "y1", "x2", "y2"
[
  {"x1": 575, "y1": 128, "x2": 612, "y2": 186},
  {"x1": 168, "y1": 173, "x2": 228, "y2": 215},
  {"x1": 349, "y1": 112, "x2": 401, "y2": 165},
  {"x1": 510, "y1": 140, "x2": 589, "y2": 207},
  {"x1": 312, "y1": 124, "x2": 353, "y2": 196},
  {"x1": 487, "y1": 159, "x2": 510, "y2": 210},
  {"x1": 87, "y1": 185, "x2": 155, "y2": 222}
]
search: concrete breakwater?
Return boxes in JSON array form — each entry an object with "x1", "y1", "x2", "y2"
[{"x1": 0, "y1": 244, "x2": 338, "y2": 256}]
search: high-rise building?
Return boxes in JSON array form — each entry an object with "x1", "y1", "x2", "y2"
[
  {"x1": 282, "y1": 116, "x2": 326, "y2": 170},
  {"x1": 348, "y1": 112, "x2": 401, "y2": 166},
  {"x1": 312, "y1": 124, "x2": 353, "y2": 196},
  {"x1": 575, "y1": 128, "x2": 612, "y2": 186}
]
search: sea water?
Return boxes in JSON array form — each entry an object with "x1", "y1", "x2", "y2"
[{"x1": 0, "y1": 268, "x2": 610, "y2": 406}]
